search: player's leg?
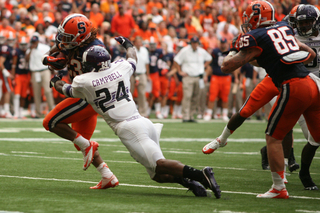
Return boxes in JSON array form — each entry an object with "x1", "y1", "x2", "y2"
[
  {"x1": 181, "y1": 76, "x2": 194, "y2": 121},
  {"x1": 258, "y1": 77, "x2": 317, "y2": 198},
  {"x1": 298, "y1": 95, "x2": 320, "y2": 190},
  {"x1": 117, "y1": 117, "x2": 220, "y2": 197},
  {"x1": 160, "y1": 75, "x2": 169, "y2": 118},
  {"x1": 203, "y1": 76, "x2": 280, "y2": 154},
  {"x1": 220, "y1": 76, "x2": 232, "y2": 121},
  {"x1": 13, "y1": 74, "x2": 22, "y2": 118},
  {"x1": 43, "y1": 99, "x2": 100, "y2": 169},
  {"x1": 2, "y1": 78, "x2": 13, "y2": 118},
  {"x1": 203, "y1": 76, "x2": 218, "y2": 121}
]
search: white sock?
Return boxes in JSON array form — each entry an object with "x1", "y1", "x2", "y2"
[
  {"x1": 206, "y1": 109, "x2": 213, "y2": 115},
  {"x1": 162, "y1": 105, "x2": 169, "y2": 118},
  {"x1": 0, "y1": 105, "x2": 3, "y2": 116},
  {"x1": 20, "y1": 107, "x2": 24, "y2": 117},
  {"x1": 271, "y1": 171, "x2": 286, "y2": 190},
  {"x1": 177, "y1": 105, "x2": 182, "y2": 116},
  {"x1": 215, "y1": 107, "x2": 221, "y2": 116},
  {"x1": 219, "y1": 126, "x2": 232, "y2": 144},
  {"x1": 13, "y1": 94, "x2": 20, "y2": 117},
  {"x1": 163, "y1": 105, "x2": 170, "y2": 118},
  {"x1": 97, "y1": 162, "x2": 113, "y2": 178},
  {"x1": 154, "y1": 102, "x2": 161, "y2": 113},
  {"x1": 73, "y1": 134, "x2": 90, "y2": 151},
  {"x1": 222, "y1": 108, "x2": 228, "y2": 117},
  {"x1": 30, "y1": 103, "x2": 36, "y2": 117},
  {"x1": 4, "y1": 103, "x2": 10, "y2": 113}
]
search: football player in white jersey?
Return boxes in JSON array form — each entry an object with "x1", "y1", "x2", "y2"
[
  {"x1": 293, "y1": 4, "x2": 320, "y2": 190},
  {"x1": 50, "y1": 36, "x2": 221, "y2": 198}
]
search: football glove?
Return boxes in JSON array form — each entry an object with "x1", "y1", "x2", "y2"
[
  {"x1": 49, "y1": 74, "x2": 63, "y2": 88},
  {"x1": 115, "y1": 36, "x2": 134, "y2": 49},
  {"x1": 42, "y1": 56, "x2": 66, "y2": 70}
]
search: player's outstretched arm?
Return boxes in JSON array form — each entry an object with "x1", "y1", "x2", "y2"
[
  {"x1": 114, "y1": 36, "x2": 137, "y2": 62},
  {"x1": 49, "y1": 75, "x2": 71, "y2": 97},
  {"x1": 221, "y1": 48, "x2": 261, "y2": 74}
]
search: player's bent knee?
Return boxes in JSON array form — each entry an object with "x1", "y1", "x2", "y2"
[{"x1": 42, "y1": 117, "x2": 50, "y2": 131}]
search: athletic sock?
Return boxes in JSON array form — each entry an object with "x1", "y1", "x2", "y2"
[
  {"x1": 182, "y1": 165, "x2": 204, "y2": 183},
  {"x1": 219, "y1": 126, "x2": 233, "y2": 144},
  {"x1": 97, "y1": 162, "x2": 113, "y2": 178},
  {"x1": 72, "y1": 133, "x2": 90, "y2": 151},
  {"x1": 272, "y1": 171, "x2": 286, "y2": 190}
]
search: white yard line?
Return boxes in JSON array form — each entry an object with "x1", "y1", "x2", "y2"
[
  {"x1": 0, "y1": 174, "x2": 319, "y2": 200},
  {"x1": 0, "y1": 137, "x2": 310, "y2": 143}
]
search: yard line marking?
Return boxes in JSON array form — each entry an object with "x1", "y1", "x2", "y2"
[
  {"x1": 296, "y1": 210, "x2": 320, "y2": 213},
  {"x1": 11, "y1": 151, "x2": 44, "y2": 154},
  {"x1": 0, "y1": 174, "x2": 319, "y2": 200},
  {"x1": 0, "y1": 152, "x2": 318, "y2": 175},
  {"x1": 0, "y1": 128, "x2": 101, "y2": 133},
  {"x1": 0, "y1": 137, "x2": 309, "y2": 143},
  {"x1": 0, "y1": 153, "x2": 139, "y2": 164}
]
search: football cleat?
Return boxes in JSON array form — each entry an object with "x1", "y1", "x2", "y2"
[
  {"x1": 202, "y1": 138, "x2": 227, "y2": 154},
  {"x1": 83, "y1": 141, "x2": 99, "y2": 170},
  {"x1": 299, "y1": 171, "x2": 319, "y2": 190},
  {"x1": 288, "y1": 162, "x2": 300, "y2": 173},
  {"x1": 90, "y1": 175, "x2": 119, "y2": 189},
  {"x1": 201, "y1": 167, "x2": 221, "y2": 199},
  {"x1": 181, "y1": 178, "x2": 208, "y2": 197},
  {"x1": 256, "y1": 188, "x2": 289, "y2": 199}
]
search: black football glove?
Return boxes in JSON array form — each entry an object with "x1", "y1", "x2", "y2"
[
  {"x1": 115, "y1": 36, "x2": 134, "y2": 49},
  {"x1": 43, "y1": 56, "x2": 66, "y2": 70},
  {"x1": 49, "y1": 74, "x2": 63, "y2": 88}
]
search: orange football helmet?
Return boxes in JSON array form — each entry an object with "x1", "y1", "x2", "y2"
[
  {"x1": 288, "y1": 4, "x2": 300, "y2": 28},
  {"x1": 242, "y1": 0, "x2": 276, "y2": 33},
  {"x1": 19, "y1": 36, "x2": 29, "y2": 51},
  {"x1": 56, "y1": 14, "x2": 92, "y2": 50},
  {"x1": 7, "y1": 31, "x2": 16, "y2": 47}
]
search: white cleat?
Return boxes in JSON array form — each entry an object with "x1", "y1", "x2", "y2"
[
  {"x1": 256, "y1": 188, "x2": 289, "y2": 199},
  {"x1": 90, "y1": 175, "x2": 119, "y2": 189},
  {"x1": 202, "y1": 138, "x2": 227, "y2": 154}
]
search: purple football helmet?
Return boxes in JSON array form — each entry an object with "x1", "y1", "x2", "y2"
[
  {"x1": 82, "y1": 45, "x2": 111, "y2": 73},
  {"x1": 296, "y1": 5, "x2": 320, "y2": 37}
]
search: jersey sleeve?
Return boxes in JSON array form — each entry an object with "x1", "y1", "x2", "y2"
[
  {"x1": 70, "y1": 75, "x2": 86, "y2": 99},
  {"x1": 238, "y1": 33, "x2": 260, "y2": 51}
]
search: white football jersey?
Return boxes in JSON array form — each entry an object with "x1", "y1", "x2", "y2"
[
  {"x1": 71, "y1": 58, "x2": 139, "y2": 131},
  {"x1": 295, "y1": 33, "x2": 320, "y2": 77}
]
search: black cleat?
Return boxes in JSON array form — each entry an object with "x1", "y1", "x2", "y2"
[
  {"x1": 288, "y1": 163, "x2": 300, "y2": 173},
  {"x1": 201, "y1": 167, "x2": 221, "y2": 199},
  {"x1": 181, "y1": 178, "x2": 208, "y2": 197},
  {"x1": 299, "y1": 171, "x2": 319, "y2": 190},
  {"x1": 288, "y1": 148, "x2": 299, "y2": 172},
  {"x1": 260, "y1": 146, "x2": 270, "y2": 170}
]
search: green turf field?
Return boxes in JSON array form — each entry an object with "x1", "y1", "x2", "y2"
[{"x1": 0, "y1": 118, "x2": 319, "y2": 213}]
